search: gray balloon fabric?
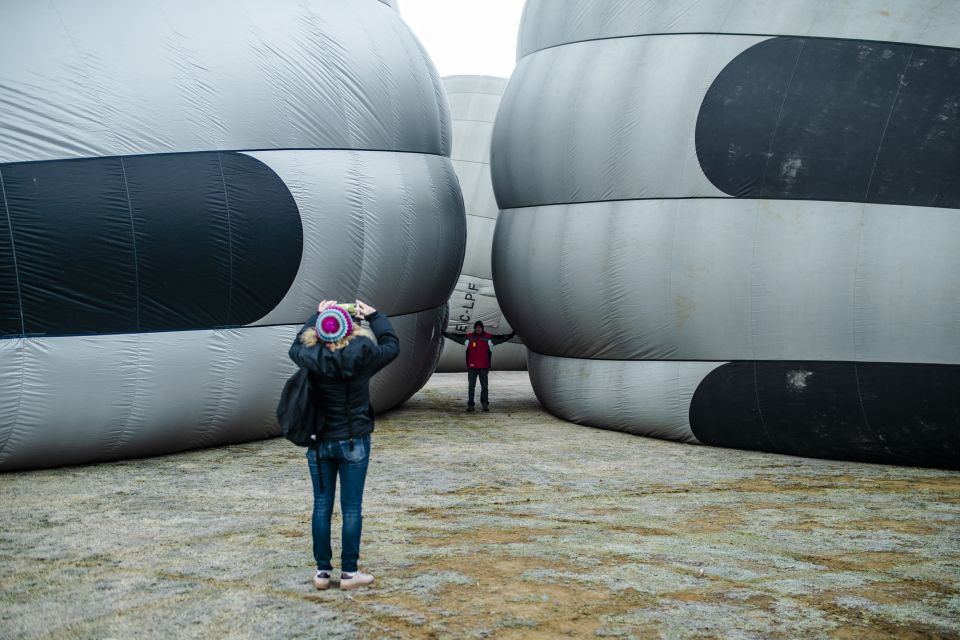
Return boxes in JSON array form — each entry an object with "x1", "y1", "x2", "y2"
[
  {"x1": 370, "y1": 305, "x2": 448, "y2": 411},
  {"x1": 436, "y1": 76, "x2": 527, "y2": 373},
  {"x1": 0, "y1": 0, "x2": 464, "y2": 471},
  {"x1": 492, "y1": 0, "x2": 960, "y2": 468},
  {"x1": 0, "y1": 1, "x2": 448, "y2": 164},
  {"x1": 516, "y1": 0, "x2": 960, "y2": 57}
]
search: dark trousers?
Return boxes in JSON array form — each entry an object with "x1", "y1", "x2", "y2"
[
  {"x1": 467, "y1": 368, "x2": 489, "y2": 407},
  {"x1": 306, "y1": 434, "x2": 371, "y2": 572}
]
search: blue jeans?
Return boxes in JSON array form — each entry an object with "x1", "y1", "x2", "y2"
[
  {"x1": 468, "y1": 368, "x2": 489, "y2": 407},
  {"x1": 306, "y1": 434, "x2": 371, "y2": 573}
]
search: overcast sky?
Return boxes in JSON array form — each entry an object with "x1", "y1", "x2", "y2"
[{"x1": 398, "y1": 0, "x2": 527, "y2": 80}]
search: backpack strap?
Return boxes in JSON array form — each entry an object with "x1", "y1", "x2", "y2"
[
  {"x1": 307, "y1": 374, "x2": 324, "y2": 493},
  {"x1": 346, "y1": 379, "x2": 355, "y2": 450}
]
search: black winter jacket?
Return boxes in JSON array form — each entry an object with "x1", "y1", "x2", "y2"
[{"x1": 288, "y1": 311, "x2": 400, "y2": 441}]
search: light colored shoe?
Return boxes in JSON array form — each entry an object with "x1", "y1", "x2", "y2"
[
  {"x1": 339, "y1": 570, "x2": 374, "y2": 590},
  {"x1": 313, "y1": 570, "x2": 331, "y2": 590}
]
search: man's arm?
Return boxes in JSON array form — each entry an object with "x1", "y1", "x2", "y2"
[
  {"x1": 490, "y1": 331, "x2": 517, "y2": 346},
  {"x1": 442, "y1": 330, "x2": 469, "y2": 344}
]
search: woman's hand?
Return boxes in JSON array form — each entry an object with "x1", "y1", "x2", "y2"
[
  {"x1": 355, "y1": 300, "x2": 376, "y2": 319},
  {"x1": 317, "y1": 300, "x2": 334, "y2": 313}
]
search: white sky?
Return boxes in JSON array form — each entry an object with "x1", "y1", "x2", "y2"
[{"x1": 397, "y1": 0, "x2": 527, "y2": 80}]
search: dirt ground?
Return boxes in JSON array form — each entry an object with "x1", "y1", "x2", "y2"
[{"x1": 1, "y1": 372, "x2": 958, "y2": 639}]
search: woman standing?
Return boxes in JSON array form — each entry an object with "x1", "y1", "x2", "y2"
[{"x1": 289, "y1": 299, "x2": 399, "y2": 590}]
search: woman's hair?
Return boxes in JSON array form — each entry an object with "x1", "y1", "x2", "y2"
[{"x1": 301, "y1": 323, "x2": 372, "y2": 351}]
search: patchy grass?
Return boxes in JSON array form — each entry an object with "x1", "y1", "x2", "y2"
[{"x1": 1, "y1": 372, "x2": 958, "y2": 639}]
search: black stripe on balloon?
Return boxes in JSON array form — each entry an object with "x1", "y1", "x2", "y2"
[
  {"x1": 0, "y1": 169, "x2": 24, "y2": 335},
  {"x1": 0, "y1": 152, "x2": 301, "y2": 337},
  {"x1": 688, "y1": 361, "x2": 960, "y2": 470},
  {"x1": 695, "y1": 37, "x2": 960, "y2": 209}
]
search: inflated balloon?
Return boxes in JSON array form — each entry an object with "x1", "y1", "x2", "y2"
[
  {"x1": 0, "y1": 0, "x2": 464, "y2": 471},
  {"x1": 492, "y1": 0, "x2": 960, "y2": 468},
  {"x1": 436, "y1": 76, "x2": 526, "y2": 373}
]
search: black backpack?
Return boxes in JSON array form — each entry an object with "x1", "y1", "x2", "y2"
[{"x1": 276, "y1": 367, "x2": 321, "y2": 446}]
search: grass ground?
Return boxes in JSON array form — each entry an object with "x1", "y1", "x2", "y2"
[{"x1": 1, "y1": 372, "x2": 958, "y2": 639}]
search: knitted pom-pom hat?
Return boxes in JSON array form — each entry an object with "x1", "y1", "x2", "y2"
[{"x1": 315, "y1": 305, "x2": 354, "y2": 343}]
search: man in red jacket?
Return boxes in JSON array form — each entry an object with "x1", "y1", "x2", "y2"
[{"x1": 442, "y1": 321, "x2": 516, "y2": 412}]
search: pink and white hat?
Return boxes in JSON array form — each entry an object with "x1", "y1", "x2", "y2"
[{"x1": 315, "y1": 305, "x2": 354, "y2": 342}]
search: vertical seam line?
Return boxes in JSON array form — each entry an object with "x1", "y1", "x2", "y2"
[
  {"x1": 0, "y1": 168, "x2": 25, "y2": 336},
  {"x1": 217, "y1": 152, "x2": 234, "y2": 325},
  {"x1": 748, "y1": 204, "x2": 762, "y2": 359},
  {"x1": 0, "y1": 340, "x2": 25, "y2": 457},
  {"x1": 753, "y1": 361, "x2": 773, "y2": 448},
  {"x1": 668, "y1": 199, "x2": 681, "y2": 357},
  {"x1": 851, "y1": 204, "x2": 866, "y2": 361},
  {"x1": 0, "y1": 168, "x2": 25, "y2": 459},
  {"x1": 119, "y1": 157, "x2": 140, "y2": 331},
  {"x1": 852, "y1": 362, "x2": 891, "y2": 457},
  {"x1": 353, "y1": 152, "x2": 368, "y2": 295},
  {"x1": 863, "y1": 46, "x2": 916, "y2": 201},
  {"x1": 107, "y1": 157, "x2": 143, "y2": 457},
  {"x1": 759, "y1": 38, "x2": 806, "y2": 192}
]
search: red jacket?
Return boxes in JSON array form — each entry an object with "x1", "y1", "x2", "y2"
[
  {"x1": 465, "y1": 332, "x2": 493, "y2": 369},
  {"x1": 443, "y1": 330, "x2": 516, "y2": 369}
]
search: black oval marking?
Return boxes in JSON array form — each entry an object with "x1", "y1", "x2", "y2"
[
  {"x1": 689, "y1": 361, "x2": 960, "y2": 469},
  {"x1": 695, "y1": 38, "x2": 960, "y2": 208},
  {"x1": 0, "y1": 152, "x2": 302, "y2": 337}
]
